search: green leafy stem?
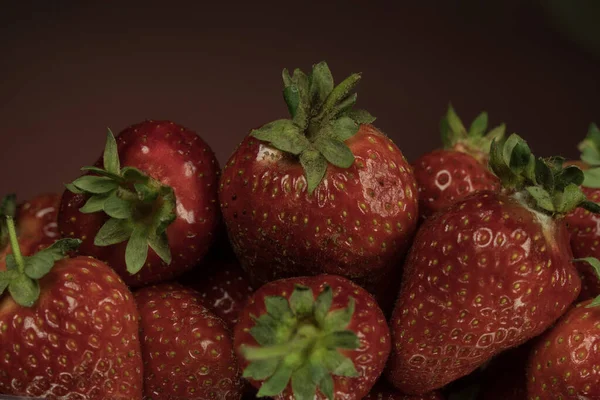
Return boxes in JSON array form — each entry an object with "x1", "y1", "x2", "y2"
[
  {"x1": 240, "y1": 284, "x2": 360, "y2": 400},
  {"x1": 489, "y1": 133, "x2": 600, "y2": 216},
  {"x1": 440, "y1": 104, "x2": 505, "y2": 160},
  {"x1": 0, "y1": 195, "x2": 81, "y2": 307},
  {"x1": 66, "y1": 130, "x2": 176, "y2": 275},
  {"x1": 250, "y1": 61, "x2": 376, "y2": 194},
  {"x1": 577, "y1": 123, "x2": 600, "y2": 188}
]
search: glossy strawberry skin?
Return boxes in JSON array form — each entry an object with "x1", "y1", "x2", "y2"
[
  {"x1": 387, "y1": 191, "x2": 581, "y2": 394},
  {"x1": 0, "y1": 193, "x2": 61, "y2": 270},
  {"x1": 234, "y1": 274, "x2": 391, "y2": 400},
  {"x1": 0, "y1": 256, "x2": 143, "y2": 399},
  {"x1": 564, "y1": 186, "x2": 600, "y2": 299},
  {"x1": 412, "y1": 150, "x2": 500, "y2": 219},
  {"x1": 135, "y1": 283, "x2": 244, "y2": 400},
  {"x1": 58, "y1": 120, "x2": 221, "y2": 287},
  {"x1": 364, "y1": 381, "x2": 444, "y2": 399},
  {"x1": 526, "y1": 300, "x2": 600, "y2": 399},
  {"x1": 220, "y1": 124, "x2": 418, "y2": 306}
]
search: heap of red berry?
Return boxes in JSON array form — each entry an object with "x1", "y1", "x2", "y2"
[{"x1": 1, "y1": 60, "x2": 599, "y2": 400}]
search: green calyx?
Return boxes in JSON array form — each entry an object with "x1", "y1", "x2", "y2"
[
  {"x1": 577, "y1": 123, "x2": 600, "y2": 188},
  {"x1": 66, "y1": 130, "x2": 176, "y2": 275},
  {"x1": 440, "y1": 104, "x2": 506, "y2": 163},
  {"x1": 0, "y1": 195, "x2": 16, "y2": 249},
  {"x1": 573, "y1": 257, "x2": 600, "y2": 308},
  {"x1": 489, "y1": 133, "x2": 600, "y2": 216},
  {"x1": 240, "y1": 285, "x2": 360, "y2": 400},
  {"x1": 0, "y1": 195, "x2": 81, "y2": 307},
  {"x1": 250, "y1": 61, "x2": 376, "y2": 194}
]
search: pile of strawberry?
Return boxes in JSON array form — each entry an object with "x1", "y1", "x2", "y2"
[{"x1": 1, "y1": 61, "x2": 599, "y2": 400}]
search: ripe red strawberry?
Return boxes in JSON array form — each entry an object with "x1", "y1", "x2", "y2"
[
  {"x1": 219, "y1": 62, "x2": 418, "y2": 307},
  {"x1": 234, "y1": 274, "x2": 390, "y2": 400},
  {"x1": 564, "y1": 123, "x2": 600, "y2": 299},
  {"x1": 0, "y1": 193, "x2": 61, "y2": 270},
  {"x1": 135, "y1": 283, "x2": 244, "y2": 399},
  {"x1": 0, "y1": 196, "x2": 143, "y2": 399},
  {"x1": 412, "y1": 106, "x2": 504, "y2": 218},
  {"x1": 364, "y1": 381, "x2": 444, "y2": 399},
  {"x1": 386, "y1": 134, "x2": 597, "y2": 394},
  {"x1": 58, "y1": 120, "x2": 221, "y2": 287},
  {"x1": 526, "y1": 296, "x2": 600, "y2": 399},
  {"x1": 181, "y1": 257, "x2": 253, "y2": 329}
]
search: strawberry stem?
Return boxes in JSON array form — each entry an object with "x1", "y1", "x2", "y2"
[
  {"x1": 66, "y1": 130, "x2": 177, "y2": 274},
  {"x1": 241, "y1": 285, "x2": 359, "y2": 400},
  {"x1": 5, "y1": 215, "x2": 25, "y2": 273},
  {"x1": 249, "y1": 62, "x2": 376, "y2": 194},
  {"x1": 0, "y1": 195, "x2": 81, "y2": 307}
]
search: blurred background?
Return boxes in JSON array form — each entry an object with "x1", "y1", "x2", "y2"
[{"x1": 1, "y1": 0, "x2": 599, "y2": 199}]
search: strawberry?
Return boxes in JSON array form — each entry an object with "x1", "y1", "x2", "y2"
[
  {"x1": 134, "y1": 283, "x2": 244, "y2": 399},
  {"x1": 564, "y1": 123, "x2": 600, "y2": 299},
  {"x1": 182, "y1": 257, "x2": 253, "y2": 329},
  {"x1": 234, "y1": 274, "x2": 390, "y2": 400},
  {"x1": 58, "y1": 120, "x2": 221, "y2": 287},
  {"x1": 412, "y1": 106, "x2": 504, "y2": 218},
  {"x1": 364, "y1": 381, "x2": 444, "y2": 399},
  {"x1": 219, "y1": 61, "x2": 418, "y2": 307},
  {"x1": 526, "y1": 294, "x2": 600, "y2": 399},
  {"x1": 0, "y1": 193, "x2": 61, "y2": 270},
  {"x1": 0, "y1": 196, "x2": 143, "y2": 399},
  {"x1": 386, "y1": 134, "x2": 598, "y2": 394}
]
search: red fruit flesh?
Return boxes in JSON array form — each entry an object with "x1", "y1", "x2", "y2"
[
  {"x1": 234, "y1": 274, "x2": 391, "y2": 400},
  {"x1": 220, "y1": 124, "x2": 418, "y2": 306},
  {"x1": 364, "y1": 381, "x2": 444, "y2": 399},
  {"x1": 0, "y1": 256, "x2": 143, "y2": 399},
  {"x1": 565, "y1": 186, "x2": 600, "y2": 299},
  {"x1": 135, "y1": 283, "x2": 244, "y2": 400},
  {"x1": 387, "y1": 191, "x2": 581, "y2": 394},
  {"x1": 412, "y1": 150, "x2": 500, "y2": 218},
  {"x1": 526, "y1": 300, "x2": 600, "y2": 399},
  {"x1": 0, "y1": 193, "x2": 61, "y2": 270},
  {"x1": 58, "y1": 120, "x2": 221, "y2": 287}
]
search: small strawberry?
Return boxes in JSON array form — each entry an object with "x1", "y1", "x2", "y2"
[
  {"x1": 412, "y1": 106, "x2": 504, "y2": 218},
  {"x1": 387, "y1": 134, "x2": 598, "y2": 394},
  {"x1": 220, "y1": 61, "x2": 418, "y2": 307},
  {"x1": 0, "y1": 195, "x2": 143, "y2": 399},
  {"x1": 234, "y1": 274, "x2": 390, "y2": 400},
  {"x1": 135, "y1": 283, "x2": 244, "y2": 399},
  {"x1": 526, "y1": 284, "x2": 600, "y2": 399},
  {"x1": 564, "y1": 123, "x2": 600, "y2": 299},
  {"x1": 182, "y1": 258, "x2": 253, "y2": 329},
  {"x1": 364, "y1": 381, "x2": 444, "y2": 399},
  {"x1": 58, "y1": 120, "x2": 221, "y2": 287},
  {"x1": 0, "y1": 193, "x2": 61, "y2": 270}
]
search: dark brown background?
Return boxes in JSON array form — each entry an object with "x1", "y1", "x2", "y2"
[{"x1": 1, "y1": 1, "x2": 599, "y2": 199}]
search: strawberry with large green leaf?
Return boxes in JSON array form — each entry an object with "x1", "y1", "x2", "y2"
[
  {"x1": 565, "y1": 123, "x2": 600, "y2": 299},
  {"x1": 412, "y1": 106, "x2": 505, "y2": 218},
  {"x1": 219, "y1": 62, "x2": 418, "y2": 308},
  {"x1": 387, "y1": 133, "x2": 600, "y2": 394},
  {"x1": 58, "y1": 120, "x2": 221, "y2": 287},
  {"x1": 0, "y1": 195, "x2": 143, "y2": 398},
  {"x1": 233, "y1": 274, "x2": 390, "y2": 400}
]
